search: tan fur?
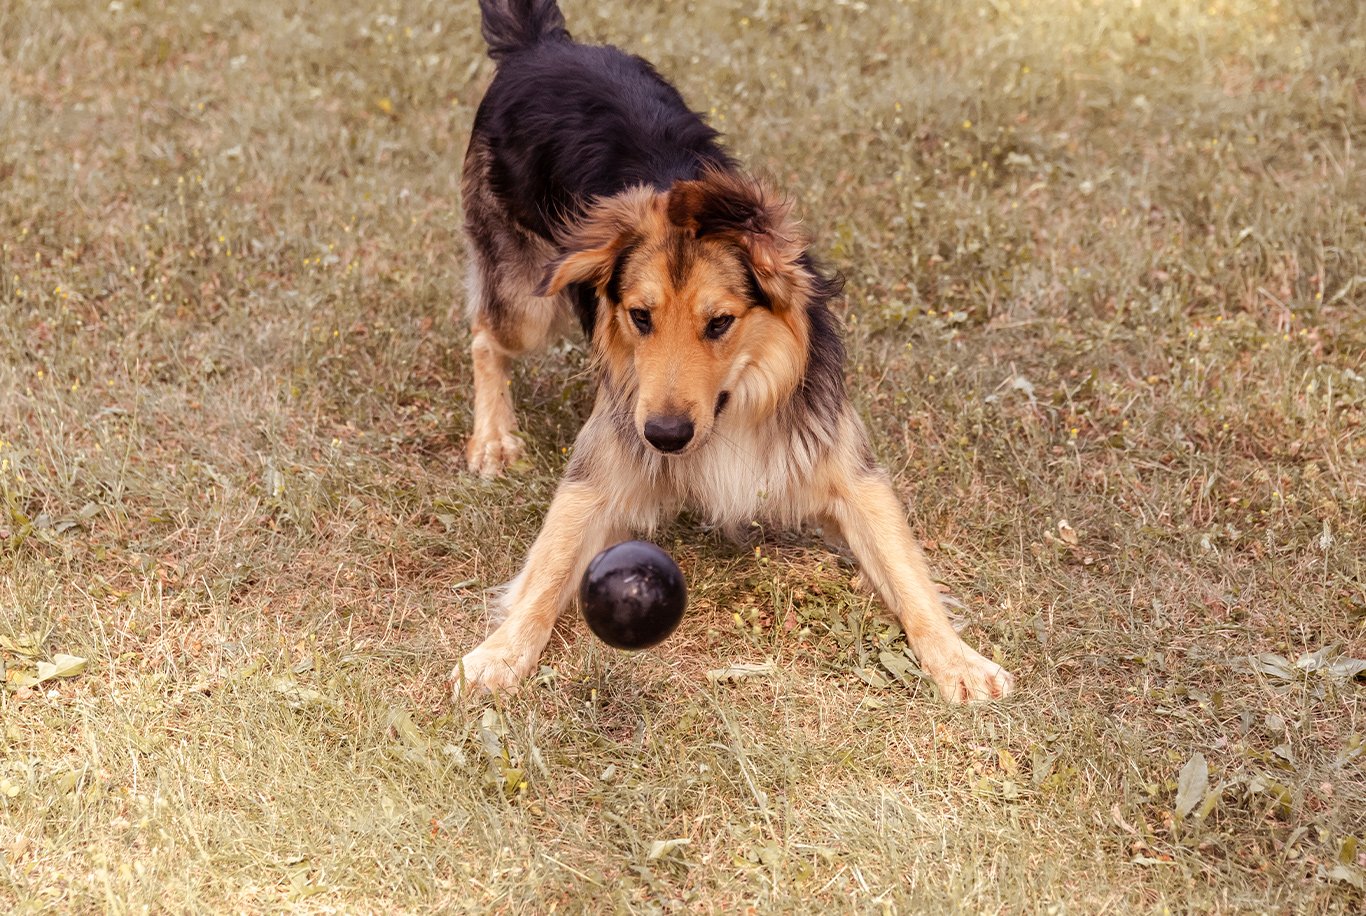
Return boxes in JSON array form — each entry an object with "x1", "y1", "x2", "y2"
[
  {"x1": 457, "y1": 171, "x2": 1015, "y2": 704},
  {"x1": 466, "y1": 318, "x2": 523, "y2": 475},
  {"x1": 458, "y1": 480, "x2": 626, "y2": 690},
  {"x1": 534, "y1": 176, "x2": 813, "y2": 455},
  {"x1": 821, "y1": 461, "x2": 1012, "y2": 703},
  {"x1": 540, "y1": 187, "x2": 662, "y2": 297}
]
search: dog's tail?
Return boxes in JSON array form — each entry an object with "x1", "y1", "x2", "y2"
[{"x1": 478, "y1": 0, "x2": 570, "y2": 61}]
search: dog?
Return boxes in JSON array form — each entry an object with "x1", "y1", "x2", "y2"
[{"x1": 455, "y1": 0, "x2": 1014, "y2": 703}]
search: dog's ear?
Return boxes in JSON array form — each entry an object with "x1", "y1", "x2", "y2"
[
  {"x1": 537, "y1": 189, "x2": 654, "y2": 299},
  {"x1": 666, "y1": 169, "x2": 810, "y2": 308}
]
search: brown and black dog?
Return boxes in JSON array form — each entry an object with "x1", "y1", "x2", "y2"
[{"x1": 456, "y1": 0, "x2": 1014, "y2": 703}]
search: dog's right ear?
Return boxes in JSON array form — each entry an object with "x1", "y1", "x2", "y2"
[{"x1": 536, "y1": 188, "x2": 656, "y2": 298}]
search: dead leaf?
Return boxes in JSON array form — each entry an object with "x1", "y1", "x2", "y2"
[
  {"x1": 1056, "y1": 519, "x2": 1079, "y2": 546},
  {"x1": 1132, "y1": 855, "x2": 1176, "y2": 866},
  {"x1": 1175, "y1": 752, "x2": 1208, "y2": 820},
  {"x1": 270, "y1": 677, "x2": 335, "y2": 710},
  {"x1": 1325, "y1": 864, "x2": 1365, "y2": 891},
  {"x1": 853, "y1": 666, "x2": 890, "y2": 689},
  {"x1": 1247, "y1": 653, "x2": 1296, "y2": 681},
  {"x1": 706, "y1": 660, "x2": 775, "y2": 684},
  {"x1": 386, "y1": 707, "x2": 429, "y2": 752},
  {"x1": 878, "y1": 649, "x2": 925, "y2": 685},
  {"x1": 35, "y1": 653, "x2": 86, "y2": 682},
  {"x1": 646, "y1": 838, "x2": 691, "y2": 860},
  {"x1": 0, "y1": 633, "x2": 43, "y2": 657},
  {"x1": 4, "y1": 664, "x2": 40, "y2": 689}
]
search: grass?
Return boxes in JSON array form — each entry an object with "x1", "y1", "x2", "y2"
[{"x1": 1, "y1": 0, "x2": 1363, "y2": 911}]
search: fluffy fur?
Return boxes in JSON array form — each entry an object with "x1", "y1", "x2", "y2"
[{"x1": 456, "y1": 1, "x2": 1015, "y2": 704}]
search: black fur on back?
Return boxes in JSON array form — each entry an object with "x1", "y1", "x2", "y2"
[{"x1": 472, "y1": 4, "x2": 733, "y2": 246}]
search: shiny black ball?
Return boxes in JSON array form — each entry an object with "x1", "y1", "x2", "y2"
[{"x1": 579, "y1": 541, "x2": 686, "y2": 650}]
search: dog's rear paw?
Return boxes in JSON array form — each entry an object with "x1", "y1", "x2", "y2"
[
  {"x1": 452, "y1": 638, "x2": 538, "y2": 697},
  {"x1": 466, "y1": 431, "x2": 524, "y2": 478},
  {"x1": 925, "y1": 644, "x2": 1015, "y2": 704}
]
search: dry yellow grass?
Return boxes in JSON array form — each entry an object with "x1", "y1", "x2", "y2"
[{"x1": 2, "y1": 0, "x2": 1363, "y2": 912}]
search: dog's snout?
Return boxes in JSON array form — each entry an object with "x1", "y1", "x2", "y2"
[{"x1": 643, "y1": 415, "x2": 695, "y2": 453}]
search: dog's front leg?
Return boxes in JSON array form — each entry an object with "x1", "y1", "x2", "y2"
[
  {"x1": 455, "y1": 480, "x2": 624, "y2": 693},
  {"x1": 827, "y1": 468, "x2": 1015, "y2": 703}
]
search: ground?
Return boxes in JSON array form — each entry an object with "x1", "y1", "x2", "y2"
[{"x1": 1, "y1": 0, "x2": 1364, "y2": 912}]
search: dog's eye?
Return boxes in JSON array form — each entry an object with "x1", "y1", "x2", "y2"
[
  {"x1": 628, "y1": 308, "x2": 652, "y2": 334},
  {"x1": 705, "y1": 314, "x2": 735, "y2": 340}
]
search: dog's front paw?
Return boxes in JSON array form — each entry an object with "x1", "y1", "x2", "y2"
[
  {"x1": 923, "y1": 643, "x2": 1015, "y2": 704},
  {"x1": 466, "y1": 429, "x2": 524, "y2": 478},
  {"x1": 452, "y1": 635, "x2": 539, "y2": 696}
]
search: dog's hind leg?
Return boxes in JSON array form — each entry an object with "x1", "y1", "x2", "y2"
[
  {"x1": 467, "y1": 295, "x2": 552, "y2": 477},
  {"x1": 467, "y1": 314, "x2": 522, "y2": 477},
  {"x1": 461, "y1": 143, "x2": 567, "y2": 477}
]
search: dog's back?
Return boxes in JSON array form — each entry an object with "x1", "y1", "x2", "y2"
[{"x1": 473, "y1": 0, "x2": 732, "y2": 239}]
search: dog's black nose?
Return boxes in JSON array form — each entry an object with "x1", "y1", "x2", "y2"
[{"x1": 643, "y1": 415, "x2": 694, "y2": 453}]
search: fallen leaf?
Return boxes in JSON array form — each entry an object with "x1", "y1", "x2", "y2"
[
  {"x1": 270, "y1": 677, "x2": 335, "y2": 710},
  {"x1": 1325, "y1": 657, "x2": 1366, "y2": 681},
  {"x1": 853, "y1": 666, "x2": 889, "y2": 689},
  {"x1": 478, "y1": 708, "x2": 507, "y2": 760},
  {"x1": 1337, "y1": 735, "x2": 1364, "y2": 766},
  {"x1": 1295, "y1": 646, "x2": 1335, "y2": 673},
  {"x1": 5, "y1": 665, "x2": 40, "y2": 689},
  {"x1": 646, "y1": 838, "x2": 691, "y2": 860},
  {"x1": 35, "y1": 653, "x2": 86, "y2": 682},
  {"x1": 0, "y1": 633, "x2": 43, "y2": 657},
  {"x1": 386, "y1": 707, "x2": 429, "y2": 752},
  {"x1": 1325, "y1": 864, "x2": 1365, "y2": 891},
  {"x1": 1247, "y1": 653, "x2": 1296, "y2": 681},
  {"x1": 1285, "y1": 647, "x2": 1366, "y2": 681},
  {"x1": 1196, "y1": 785, "x2": 1222, "y2": 819},
  {"x1": 878, "y1": 649, "x2": 925, "y2": 684},
  {"x1": 1132, "y1": 855, "x2": 1175, "y2": 867},
  {"x1": 1249, "y1": 776, "x2": 1293, "y2": 817},
  {"x1": 706, "y1": 660, "x2": 775, "y2": 684},
  {"x1": 1175, "y1": 752, "x2": 1208, "y2": 820}
]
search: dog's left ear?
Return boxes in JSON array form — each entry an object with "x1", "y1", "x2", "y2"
[
  {"x1": 666, "y1": 169, "x2": 811, "y2": 308},
  {"x1": 536, "y1": 188, "x2": 654, "y2": 299}
]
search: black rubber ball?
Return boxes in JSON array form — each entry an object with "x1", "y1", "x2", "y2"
[{"x1": 579, "y1": 540, "x2": 687, "y2": 650}]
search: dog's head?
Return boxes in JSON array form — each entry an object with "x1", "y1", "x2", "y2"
[{"x1": 538, "y1": 168, "x2": 817, "y2": 456}]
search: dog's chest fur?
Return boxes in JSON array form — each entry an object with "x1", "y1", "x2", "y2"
[{"x1": 662, "y1": 419, "x2": 826, "y2": 528}]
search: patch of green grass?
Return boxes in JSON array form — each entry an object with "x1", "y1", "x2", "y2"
[{"x1": 2, "y1": 0, "x2": 1363, "y2": 911}]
